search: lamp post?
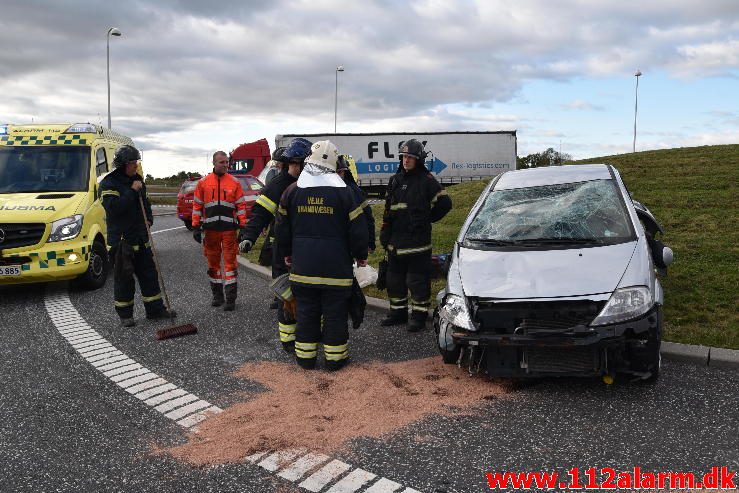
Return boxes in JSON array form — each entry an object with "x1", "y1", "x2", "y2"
[
  {"x1": 107, "y1": 27, "x2": 122, "y2": 129},
  {"x1": 334, "y1": 65, "x2": 344, "y2": 133},
  {"x1": 633, "y1": 69, "x2": 642, "y2": 153}
]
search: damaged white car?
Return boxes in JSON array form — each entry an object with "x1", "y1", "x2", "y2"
[{"x1": 433, "y1": 164, "x2": 673, "y2": 381}]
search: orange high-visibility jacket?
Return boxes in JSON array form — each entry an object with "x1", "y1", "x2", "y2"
[{"x1": 192, "y1": 173, "x2": 247, "y2": 231}]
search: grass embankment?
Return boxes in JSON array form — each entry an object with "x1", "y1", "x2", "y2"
[
  {"x1": 245, "y1": 145, "x2": 738, "y2": 349},
  {"x1": 575, "y1": 144, "x2": 738, "y2": 349},
  {"x1": 147, "y1": 184, "x2": 178, "y2": 205}
]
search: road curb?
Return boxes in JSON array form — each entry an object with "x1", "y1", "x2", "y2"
[{"x1": 237, "y1": 256, "x2": 739, "y2": 369}]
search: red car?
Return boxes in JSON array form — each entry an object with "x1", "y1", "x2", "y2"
[{"x1": 177, "y1": 173, "x2": 264, "y2": 230}]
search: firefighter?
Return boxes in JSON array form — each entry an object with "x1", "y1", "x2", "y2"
[
  {"x1": 239, "y1": 138, "x2": 312, "y2": 351},
  {"x1": 191, "y1": 151, "x2": 248, "y2": 311},
  {"x1": 100, "y1": 145, "x2": 175, "y2": 327},
  {"x1": 379, "y1": 139, "x2": 452, "y2": 331},
  {"x1": 337, "y1": 155, "x2": 375, "y2": 253},
  {"x1": 276, "y1": 140, "x2": 369, "y2": 371}
]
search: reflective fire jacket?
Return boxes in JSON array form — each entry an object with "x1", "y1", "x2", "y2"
[{"x1": 192, "y1": 172, "x2": 247, "y2": 231}]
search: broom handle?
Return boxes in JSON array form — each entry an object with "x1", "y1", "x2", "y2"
[{"x1": 138, "y1": 193, "x2": 173, "y2": 316}]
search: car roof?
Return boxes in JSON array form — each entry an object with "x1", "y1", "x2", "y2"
[{"x1": 494, "y1": 164, "x2": 612, "y2": 190}]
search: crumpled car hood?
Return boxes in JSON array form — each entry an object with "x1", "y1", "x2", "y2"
[{"x1": 458, "y1": 242, "x2": 637, "y2": 299}]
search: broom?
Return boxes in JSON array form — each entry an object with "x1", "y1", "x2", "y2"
[{"x1": 138, "y1": 194, "x2": 197, "y2": 340}]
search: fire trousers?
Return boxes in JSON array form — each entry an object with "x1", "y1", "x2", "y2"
[
  {"x1": 292, "y1": 284, "x2": 351, "y2": 365},
  {"x1": 203, "y1": 229, "x2": 239, "y2": 286},
  {"x1": 386, "y1": 251, "x2": 432, "y2": 321},
  {"x1": 112, "y1": 243, "x2": 164, "y2": 319}
]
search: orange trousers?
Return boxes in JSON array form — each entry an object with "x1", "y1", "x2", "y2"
[{"x1": 203, "y1": 229, "x2": 238, "y2": 285}]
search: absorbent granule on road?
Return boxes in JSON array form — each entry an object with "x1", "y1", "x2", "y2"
[{"x1": 167, "y1": 357, "x2": 505, "y2": 466}]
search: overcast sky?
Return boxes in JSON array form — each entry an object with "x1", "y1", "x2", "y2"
[{"x1": 1, "y1": 0, "x2": 737, "y2": 177}]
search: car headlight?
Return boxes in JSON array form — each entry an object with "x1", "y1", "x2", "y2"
[
  {"x1": 48, "y1": 215, "x2": 84, "y2": 242},
  {"x1": 439, "y1": 294, "x2": 476, "y2": 331},
  {"x1": 591, "y1": 286, "x2": 653, "y2": 326}
]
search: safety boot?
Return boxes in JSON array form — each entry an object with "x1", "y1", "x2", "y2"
[
  {"x1": 281, "y1": 341, "x2": 295, "y2": 354},
  {"x1": 146, "y1": 308, "x2": 177, "y2": 320},
  {"x1": 223, "y1": 283, "x2": 237, "y2": 311},
  {"x1": 296, "y1": 357, "x2": 316, "y2": 370},
  {"x1": 380, "y1": 309, "x2": 408, "y2": 327},
  {"x1": 120, "y1": 317, "x2": 136, "y2": 328},
  {"x1": 326, "y1": 358, "x2": 350, "y2": 372},
  {"x1": 210, "y1": 282, "x2": 224, "y2": 307},
  {"x1": 407, "y1": 311, "x2": 428, "y2": 332}
]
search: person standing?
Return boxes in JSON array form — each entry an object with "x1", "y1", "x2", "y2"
[
  {"x1": 239, "y1": 138, "x2": 312, "y2": 351},
  {"x1": 276, "y1": 140, "x2": 369, "y2": 371},
  {"x1": 100, "y1": 145, "x2": 175, "y2": 326},
  {"x1": 379, "y1": 139, "x2": 452, "y2": 331},
  {"x1": 191, "y1": 151, "x2": 248, "y2": 311}
]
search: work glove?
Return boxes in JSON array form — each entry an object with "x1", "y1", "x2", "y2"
[
  {"x1": 239, "y1": 239, "x2": 253, "y2": 253},
  {"x1": 193, "y1": 228, "x2": 202, "y2": 244}
]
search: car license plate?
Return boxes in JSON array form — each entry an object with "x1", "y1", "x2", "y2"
[{"x1": 0, "y1": 265, "x2": 22, "y2": 276}]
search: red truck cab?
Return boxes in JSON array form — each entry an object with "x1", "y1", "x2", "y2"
[{"x1": 229, "y1": 138, "x2": 271, "y2": 177}]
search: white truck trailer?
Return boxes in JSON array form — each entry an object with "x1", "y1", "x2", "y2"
[{"x1": 275, "y1": 131, "x2": 517, "y2": 194}]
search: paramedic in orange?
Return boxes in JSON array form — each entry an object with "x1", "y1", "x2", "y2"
[{"x1": 191, "y1": 151, "x2": 247, "y2": 310}]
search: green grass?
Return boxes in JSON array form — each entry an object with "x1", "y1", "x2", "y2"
[
  {"x1": 244, "y1": 146, "x2": 738, "y2": 349},
  {"x1": 148, "y1": 196, "x2": 177, "y2": 205}
]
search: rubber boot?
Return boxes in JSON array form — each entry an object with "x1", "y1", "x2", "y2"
[
  {"x1": 380, "y1": 309, "x2": 408, "y2": 327},
  {"x1": 407, "y1": 311, "x2": 428, "y2": 332},
  {"x1": 223, "y1": 283, "x2": 237, "y2": 311},
  {"x1": 210, "y1": 282, "x2": 224, "y2": 307},
  {"x1": 120, "y1": 317, "x2": 136, "y2": 328},
  {"x1": 282, "y1": 341, "x2": 295, "y2": 354}
]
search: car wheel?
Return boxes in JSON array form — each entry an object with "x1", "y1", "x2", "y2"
[
  {"x1": 433, "y1": 308, "x2": 461, "y2": 364},
  {"x1": 75, "y1": 240, "x2": 109, "y2": 290},
  {"x1": 183, "y1": 219, "x2": 193, "y2": 231}
]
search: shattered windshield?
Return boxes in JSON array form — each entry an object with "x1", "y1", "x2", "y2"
[
  {"x1": 0, "y1": 146, "x2": 91, "y2": 193},
  {"x1": 465, "y1": 179, "x2": 634, "y2": 246}
]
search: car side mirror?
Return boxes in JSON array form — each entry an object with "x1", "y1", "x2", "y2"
[{"x1": 661, "y1": 246, "x2": 674, "y2": 267}]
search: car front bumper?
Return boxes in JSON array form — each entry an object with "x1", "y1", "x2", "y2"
[{"x1": 449, "y1": 305, "x2": 661, "y2": 377}]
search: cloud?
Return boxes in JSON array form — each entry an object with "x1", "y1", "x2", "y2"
[{"x1": 0, "y1": 1, "x2": 737, "y2": 175}]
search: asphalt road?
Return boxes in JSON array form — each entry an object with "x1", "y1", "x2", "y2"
[{"x1": 1, "y1": 213, "x2": 737, "y2": 493}]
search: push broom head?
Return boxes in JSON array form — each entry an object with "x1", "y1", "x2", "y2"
[{"x1": 156, "y1": 323, "x2": 197, "y2": 340}]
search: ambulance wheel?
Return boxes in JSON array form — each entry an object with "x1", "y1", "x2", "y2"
[
  {"x1": 75, "y1": 240, "x2": 109, "y2": 290},
  {"x1": 183, "y1": 220, "x2": 193, "y2": 231}
]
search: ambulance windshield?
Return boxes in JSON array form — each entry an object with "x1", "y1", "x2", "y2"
[{"x1": 0, "y1": 146, "x2": 91, "y2": 193}]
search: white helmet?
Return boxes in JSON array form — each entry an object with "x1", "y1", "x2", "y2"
[{"x1": 305, "y1": 140, "x2": 339, "y2": 172}]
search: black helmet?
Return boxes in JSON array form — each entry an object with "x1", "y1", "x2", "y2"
[
  {"x1": 398, "y1": 139, "x2": 427, "y2": 168},
  {"x1": 272, "y1": 146, "x2": 287, "y2": 163},
  {"x1": 336, "y1": 155, "x2": 350, "y2": 171},
  {"x1": 113, "y1": 145, "x2": 141, "y2": 168}
]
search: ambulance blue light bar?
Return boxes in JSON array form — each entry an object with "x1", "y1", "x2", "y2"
[{"x1": 64, "y1": 123, "x2": 97, "y2": 133}]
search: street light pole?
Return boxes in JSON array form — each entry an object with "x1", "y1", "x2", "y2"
[
  {"x1": 334, "y1": 65, "x2": 344, "y2": 133},
  {"x1": 107, "y1": 27, "x2": 122, "y2": 129},
  {"x1": 633, "y1": 69, "x2": 642, "y2": 153}
]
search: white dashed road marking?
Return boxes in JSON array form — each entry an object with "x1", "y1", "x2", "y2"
[
  {"x1": 44, "y1": 288, "x2": 221, "y2": 429},
  {"x1": 45, "y1": 284, "x2": 425, "y2": 491}
]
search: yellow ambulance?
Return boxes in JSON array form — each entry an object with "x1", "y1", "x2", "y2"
[{"x1": 0, "y1": 123, "x2": 138, "y2": 289}]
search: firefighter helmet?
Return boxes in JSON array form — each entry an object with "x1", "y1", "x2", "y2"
[
  {"x1": 398, "y1": 139, "x2": 427, "y2": 168},
  {"x1": 113, "y1": 145, "x2": 141, "y2": 168},
  {"x1": 272, "y1": 146, "x2": 287, "y2": 163},
  {"x1": 305, "y1": 140, "x2": 339, "y2": 171},
  {"x1": 282, "y1": 138, "x2": 313, "y2": 162}
]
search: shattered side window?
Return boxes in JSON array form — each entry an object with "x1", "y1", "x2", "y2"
[{"x1": 465, "y1": 179, "x2": 634, "y2": 244}]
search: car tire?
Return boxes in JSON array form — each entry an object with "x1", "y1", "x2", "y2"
[
  {"x1": 183, "y1": 219, "x2": 193, "y2": 231},
  {"x1": 74, "y1": 240, "x2": 109, "y2": 290},
  {"x1": 633, "y1": 307, "x2": 662, "y2": 383},
  {"x1": 433, "y1": 308, "x2": 461, "y2": 364}
]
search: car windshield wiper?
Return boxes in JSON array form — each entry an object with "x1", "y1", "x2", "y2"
[
  {"x1": 513, "y1": 237, "x2": 604, "y2": 245},
  {"x1": 465, "y1": 238, "x2": 521, "y2": 246}
]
